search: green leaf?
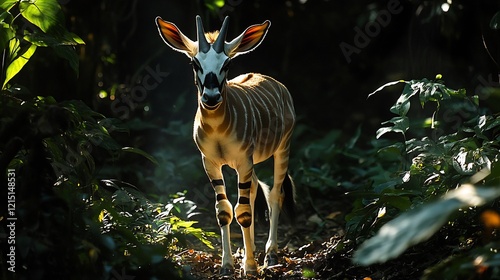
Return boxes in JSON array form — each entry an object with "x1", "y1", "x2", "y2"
[
  {"x1": 471, "y1": 95, "x2": 479, "y2": 106},
  {"x1": 20, "y1": 0, "x2": 65, "y2": 34},
  {"x1": 368, "y1": 80, "x2": 405, "y2": 99},
  {"x1": 0, "y1": 0, "x2": 17, "y2": 11},
  {"x1": 302, "y1": 268, "x2": 316, "y2": 278},
  {"x1": 23, "y1": 30, "x2": 85, "y2": 75},
  {"x1": 61, "y1": 100, "x2": 105, "y2": 120},
  {"x1": 413, "y1": 80, "x2": 446, "y2": 106},
  {"x1": 376, "y1": 116, "x2": 409, "y2": 139},
  {"x1": 84, "y1": 123, "x2": 121, "y2": 151},
  {"x1": 122, "y1": 147, "x2": 159, "y2": 166},
  {"x1": 6, "y1": 34, "x2": 19, "y2": 60},
  {"x1": 484, "y1": 116, "x2": 500, "y2": 131},
  {"x1": 174, "y1": 220, "x2": 196, "y2": 229},
  {"x1": 382, "y1": 194, "x2": 412, "y2": 211},
  {"x1": 0, "y1": 12, "x2": 15, "y2": 51},
  {"x1": 52, "y1": 45, "x2": 79, "y2": 75},
  {"x1": 447, "y1": 87, "x2": 466, "y2": 98},
  {"x1": 353, "y1": 184, "x2": 500, "y2": 266},
  {"x1": 490, "y1": 11, "x2": 500, "y2": 29},
  {"x1": 24, "y1": 31, "x2": 85, "y2": 47},
  {"x1": 0, "y1": 8, "x2": 14, "y2": 24},
  {"x1": 452, "y1": 148, "x2": 490, "y2": 176},
  {"x1": 2, "y1": 42, "x2": 37, "y2": 89},
  {"x1": 390, "y1": 83, "x2": 416, "y2": 116}
]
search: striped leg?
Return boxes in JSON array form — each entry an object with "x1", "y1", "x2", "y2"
[
  {"x1": 235, "y1": 159, "x2": 258, "y2": 275},
  {"x1": 203, "y1": 157, "x2": 234, "y2": 275},
  {"x1": 265, "y1": 143, "x2": 294, "y2": 266}
]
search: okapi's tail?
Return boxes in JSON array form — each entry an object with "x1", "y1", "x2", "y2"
[
  {"x1": 255, "y1": 174, "x2": 296, "y2": 225},
  {"x1": 282, "y1": 173, "x2": 296, "y2": 223},
  {"x1": 255, "y1": 180, "x2": 270, "y2": 226}
]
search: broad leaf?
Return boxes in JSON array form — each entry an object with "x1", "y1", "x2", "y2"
[
  {"x1": 0, "y1": 8, "x2": 14, "y2": 24},
  {"x1": 53, "y1": 45, "x2": 80, "y2": 75},
  {"x1": 20, "y1": 0, "x2": 64, "y2": 34},
  {"x1": 122, "y1": 147, "x2": 159, "y2": 166},
  {"x1": 0, "y1": 0, "x2": 17, "y2": 11},
  {"x1": 24, "y1": 31, "x2": 85, "y2": 47},
  {"x1": 353, "y1": 181, "x2": 500, "y2": 266},
  {"x1": 390, "y1": 83, "x2": 416, "y2": 116},
  {"x1": 0, "y1": 12, "x2": 14, "y2": 51},
  {"x1": 409, "y1": 80, "x2": 450, "y2": 107},
  {"x1": 2, "y1": 43, "x2": 37, "y2": 89},
  {"x1": 376, "y1": 116, "x2": 409, "y2": 139},
  {"x1": 83, "y1": 122, "x2": 122, "y2": 151},
  {"x1": 452, "y1": 148, "x2": 491, "y2": 175},
  {"x1": 6, "y1": 33, "x2": 19, "y2": 60},
  {"x1": 23, "y1": 31, "x2": 84, "y2": 75},
  {"x1": 381, "y1": 190, "x2": 413, "y2": 211}
]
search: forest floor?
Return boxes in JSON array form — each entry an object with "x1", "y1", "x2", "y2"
[{"x1": 175, "y1": 191, "x2": 440, "y2": 279}]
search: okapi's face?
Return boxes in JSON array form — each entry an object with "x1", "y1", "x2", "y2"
[
  {"x1": 191, "y1": 40, "x2": 231, "y2": 109},
  {"x1": 156, "y1": 15, "x2": 270, "y2": 110}
]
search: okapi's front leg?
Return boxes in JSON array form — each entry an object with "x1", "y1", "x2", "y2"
[
  {"x1": 235, "y1": 158, "x2": 259, "y2": 275},
  {"x1": 202, "y1": 157, "x2": 234, "y2": 275}
]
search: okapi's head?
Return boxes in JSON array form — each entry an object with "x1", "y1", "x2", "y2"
[{"x1": 156, "y1": 15, "x2": 270, "y2": 110}]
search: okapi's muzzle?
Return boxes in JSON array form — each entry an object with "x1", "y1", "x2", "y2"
[
  {"x1": 201, "y1": 72, "x2": 223, "y2": 109},
  {"x1": 201, "y1": 88, "x2": 222, "y2": 109}
]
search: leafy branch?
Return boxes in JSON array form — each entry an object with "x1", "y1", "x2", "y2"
[
  {"x1": 369, "y1": 75, "x2": 470, "y2": 139},
  {"x1": 1, "y1": 0, "x2": 85, "y2": 89}
]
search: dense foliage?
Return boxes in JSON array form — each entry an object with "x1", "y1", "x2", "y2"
[
  {"x1": 350, "y1": 76, "x2": 500, "y2": 278},
  {"x1": 1, "y1": 1, "x2": 214, "y2": 279},
  {"x1": 1, "y1": 0, "x2": 499, "y2": 279},
  {"x1": 289, "y1": 75, "x2": 500, "y2": 278}
]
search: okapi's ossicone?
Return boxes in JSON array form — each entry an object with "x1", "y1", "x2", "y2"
[{"x1": 155, "y1": 15, "x2": 296, "y2": 276}]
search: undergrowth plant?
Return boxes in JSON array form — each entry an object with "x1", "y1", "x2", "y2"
[
  {"x1": 349, "y1": 75, "x2": 500, "y2": 278},
  {"x1": 1, "y1": 1, "x2": 215, "y2": 279}
]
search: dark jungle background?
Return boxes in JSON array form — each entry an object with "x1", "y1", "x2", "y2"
[{"x1": 1, "y1": 0, "x2": 500, "y2": 279}]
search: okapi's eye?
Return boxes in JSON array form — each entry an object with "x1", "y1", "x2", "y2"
[{"x1": 191, "y1": 58, "x2": 203, "y2": 74}]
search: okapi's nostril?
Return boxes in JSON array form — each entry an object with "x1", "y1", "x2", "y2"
[{"x1": 202, "y1": 92, "x2": 222, "y2": 107}]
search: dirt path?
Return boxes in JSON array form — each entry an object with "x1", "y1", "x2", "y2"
[
  {"x1": 178, "y1": 193, "x2": 358, "y2": 279},
  {"x1": 176, "y1": 189, "x2": 443, "y2": 279}
]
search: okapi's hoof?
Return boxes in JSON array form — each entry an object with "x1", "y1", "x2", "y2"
[
  {"x1": 220, "y1": 264, "x2": 234, "y2": 276},
  {"x1": 241, "y1": 268, "x2": 258, "y2": 278},
  {"x1": 264, "y1": 253, "x2": 279, "y2": 266}
]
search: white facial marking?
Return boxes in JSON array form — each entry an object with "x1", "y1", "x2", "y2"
[{"x1": 195, "y1": 47, "x2": 229, "y2": 86}]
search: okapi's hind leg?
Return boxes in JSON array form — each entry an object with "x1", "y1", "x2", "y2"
[{"x1": 265, "y1": 144, "x2": 296, "y2": 267}]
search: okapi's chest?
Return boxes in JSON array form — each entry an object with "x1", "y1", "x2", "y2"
[{"x1": 193, "y1": 114, "x2": 249, "y2": 168}]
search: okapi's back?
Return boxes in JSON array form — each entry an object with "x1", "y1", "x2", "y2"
[{"x1": 226, "y1": 73, "x2": 295, "y2": 164}]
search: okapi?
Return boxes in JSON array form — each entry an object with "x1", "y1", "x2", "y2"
[{"x1": 155, "y1": 15, "x2": 296, "y2": 276}]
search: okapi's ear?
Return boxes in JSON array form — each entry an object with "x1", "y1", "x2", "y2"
[
  {"x1": 225, "y1": 20, "x2": 271, "y2": 58},
  {"x1": 156, "y1": 16, "x2": 197, "y2": 58}
]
